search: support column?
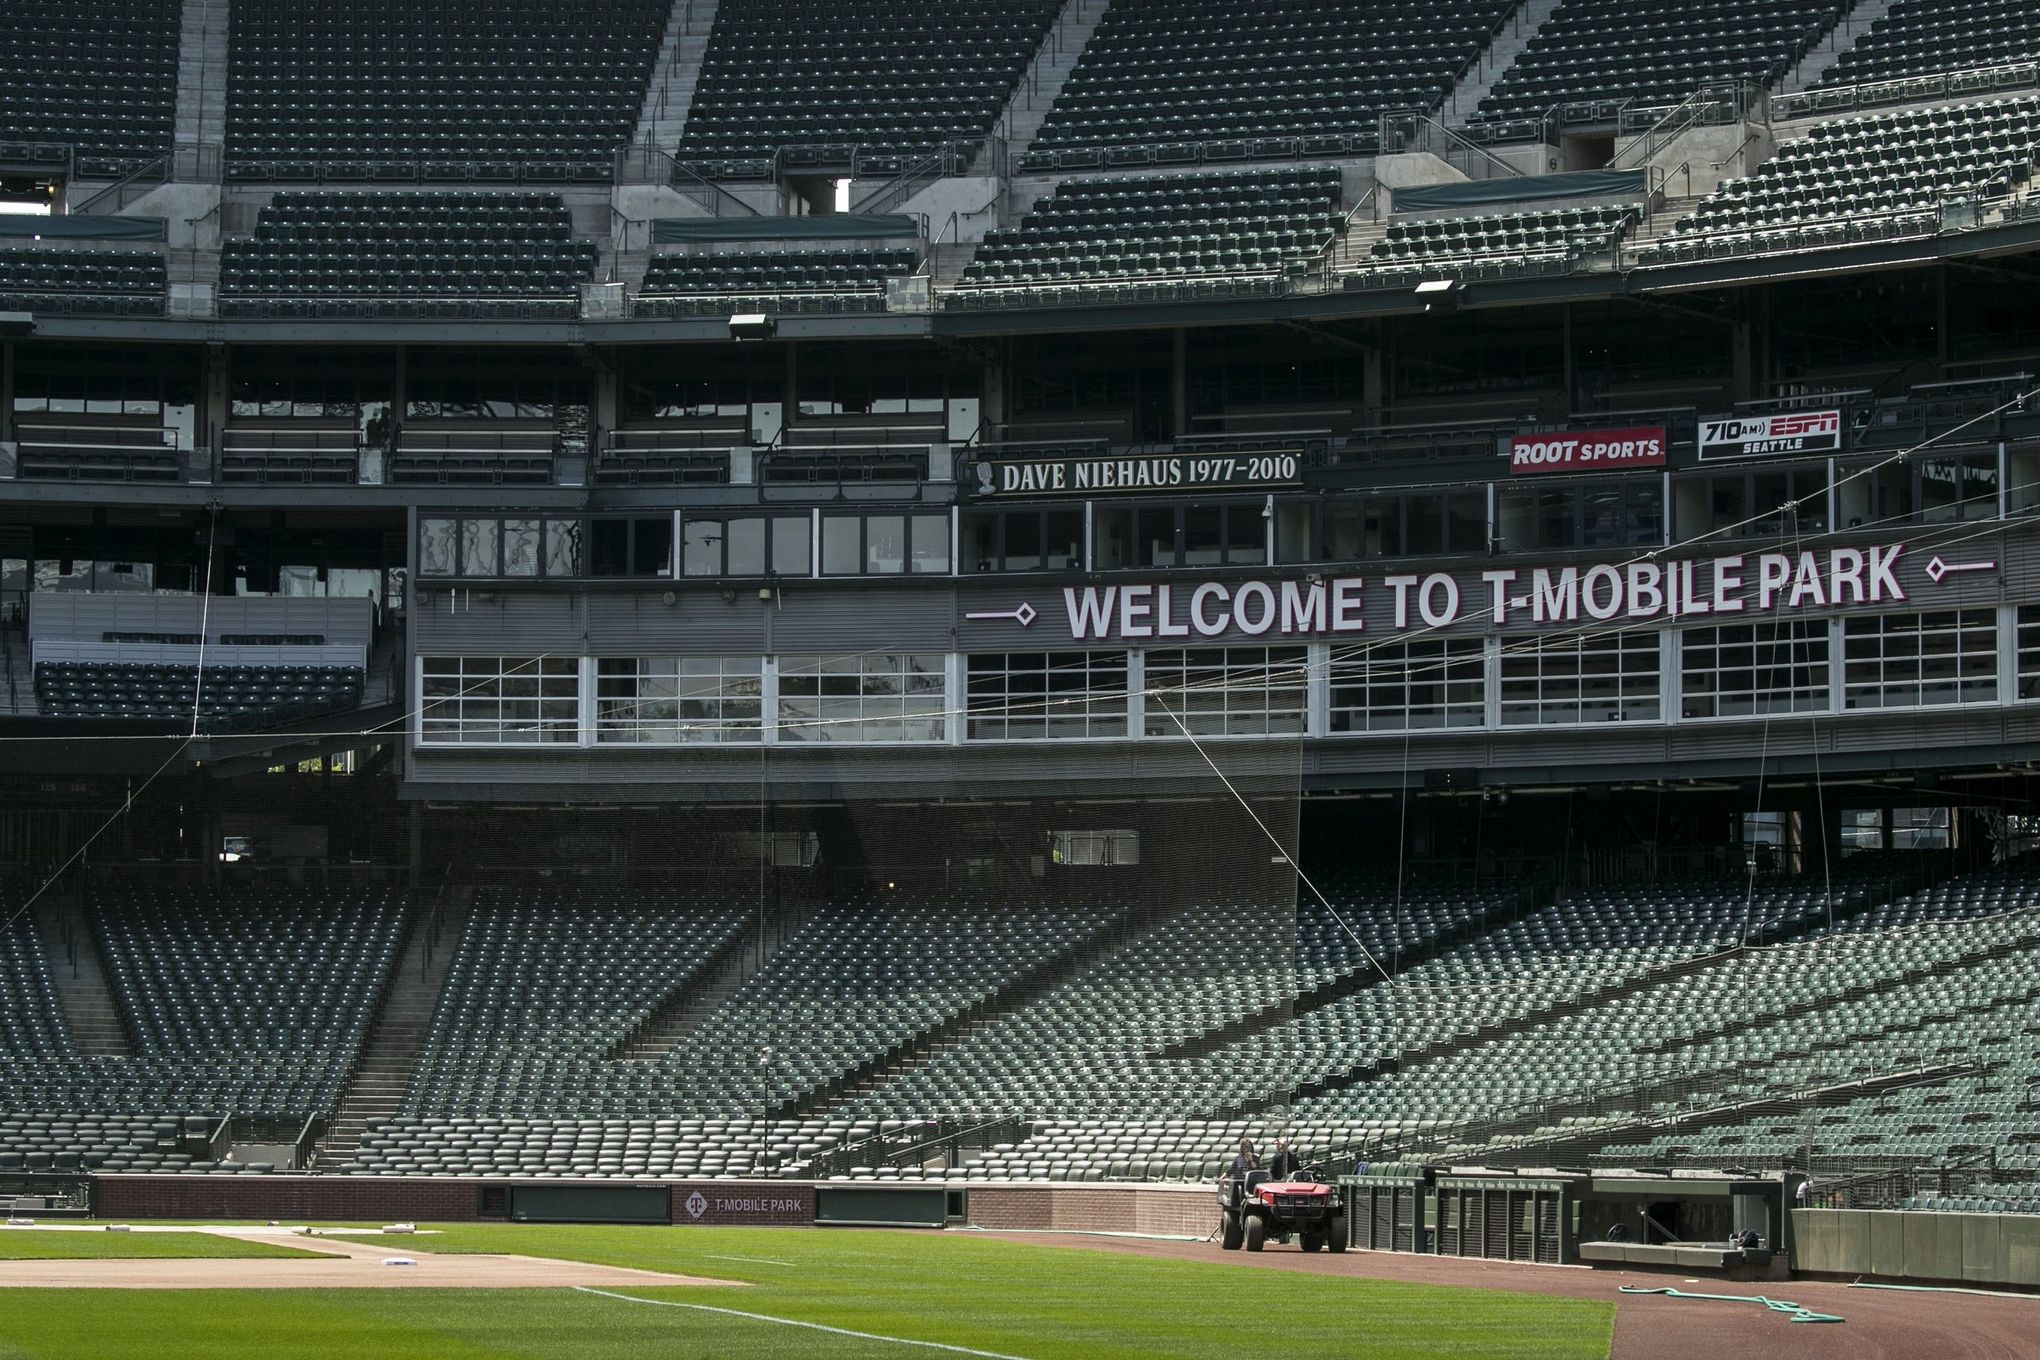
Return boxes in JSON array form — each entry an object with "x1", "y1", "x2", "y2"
[
  {"x1": 198, "y1": 342, "x2": 228, "y2": 482},
  {"x1": 1362, "y1": 339, "x2": 1385, "y2": 426},
  {"x1": 1170, "y1": 328, "x2": 1189, "y2": 439}
]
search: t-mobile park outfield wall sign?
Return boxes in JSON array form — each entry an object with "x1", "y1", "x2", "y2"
[{"x1": 961, "y1": 543, "x2": 2000, "y2": 642}]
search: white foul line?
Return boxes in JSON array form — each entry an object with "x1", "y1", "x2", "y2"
[{"x1": 573, "y1": 1286, "x2": 1038, "y2": 1360}]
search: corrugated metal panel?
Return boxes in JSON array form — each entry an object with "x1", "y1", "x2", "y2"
[{"x1": 766, "y1": 586, "x2": 953, "y2": 654}]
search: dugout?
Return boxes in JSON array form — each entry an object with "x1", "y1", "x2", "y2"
[
  {"x1": 1431, "y1": 1171, "x2": 1580, "y2": 1264},
  {"x1": 1573, "y1": 1172, "x2": 1800, "y2": 1279},
  {"x1": 1343, "y1": 1164, "x2": 1432, "y2": 1252}
]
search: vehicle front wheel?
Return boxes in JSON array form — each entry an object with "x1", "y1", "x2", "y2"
[
  {"x1": 1244, "y1": 1214, "x2": 1266, "y2": 1252},
  {"x1": 1326, "y1": 1216, "x2": 1347, "y2": 1253},
  {"x1": 1220, "y1": 1210, "x2": 1243, "y2": 1250}
]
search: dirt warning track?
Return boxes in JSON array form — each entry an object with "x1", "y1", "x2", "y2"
[{"x1": 978, "y1": 1231, "x2": 2040, "y2": 1360}]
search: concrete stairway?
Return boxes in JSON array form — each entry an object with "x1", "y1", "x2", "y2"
[
  {"x1": 1776, "y1": 0, "x2": 1901, "y2": 96},
  {"x1": 172, "y1": 0, "x2": 230, "y2": 151},
  {"x1": 313, "y1": 895, "x2": 467, "y2": 1168},
  {"x1": 632, "y1": 0, "x2": 722, "y2": 156},
  {"x1": 995, "y1": 0, "x2": 1112, "y2": 168},
  {"x1": 1620, "y1": 193, "x2": 1709, "y2": 261},
  {"x1": 34, "y1": 898, "x2": 131, "y2": 1057},
  {"x1": 606, "y1": 901, "x2": 810, "y2": 1063},
  {"x1": 1329, "y1": 213, "x2": 1395, "y2": 274},
  {"x1": 1440, "y1": 0, "x2": 1562, "y2": 125}
]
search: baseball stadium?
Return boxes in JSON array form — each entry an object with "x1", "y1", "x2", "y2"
[{"x1": 2, "y1": 0, "x2": 2040, "y2": 1355}]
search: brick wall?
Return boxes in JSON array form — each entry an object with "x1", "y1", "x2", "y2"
[{"x1": 965, "y1": 1183, "x2": 1213, "y2": 1236}]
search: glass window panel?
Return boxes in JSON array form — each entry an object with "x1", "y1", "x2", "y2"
[
  {"x1": 461, "y1": 518, "x2": 500, "y2": 577},
  {"x1": 909, "y1": 514, "x2": 950, "y2": 574},
  {"x1": 544, "y1": 520, "x2": 582, "y2": 577},
  {"x1": 726, "y1": 517, "x2": 767, "y2": 576},
  {"x1": 682, "y1": 518, "x2": 723, "y2": 577},
  {"x1": 772, "y1": 516, "x2": 812, "y2": 576},
  {"x1": 822, "y1": 516, "x2": 861, "y2": 576},
  {"x1": 502, "y1": 520, "x2": 539, "y2": 577},
  {"x1": 419, "y1": 519, "x2": 457, "y2": 577}
]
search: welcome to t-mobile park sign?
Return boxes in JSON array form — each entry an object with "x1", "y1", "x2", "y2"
[{"x1": 958, "y1": 543, "x2": 1999, "y2": 642}]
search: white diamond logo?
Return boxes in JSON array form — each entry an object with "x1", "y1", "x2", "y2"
[
  {"x1": 685, "y1": 1191, "x2": 708, "y2": 1220},
  {"x1": 1014, "y1": 602, "x2": 1037, "y2": 627}
]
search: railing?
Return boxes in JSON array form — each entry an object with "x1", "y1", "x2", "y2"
[
  {"x1": 226, "y1": 155, "x2": 610, "y2": 185},
  {"x1": 1610, "y1": 82, "x2": 1757, "y2": 172},
  {"x1": 1772, "y1": 59, "x2": 2040, "y2": 124},
  {"x1": 1015, "y1": 129, "x2": 1380, "y2": 176},
  {"x1": 852, "y1": 139, "x2": 996, "y2": 216},
  {"x1": 1379, "y1": 108, "x2": 1524, "y2": 180}
]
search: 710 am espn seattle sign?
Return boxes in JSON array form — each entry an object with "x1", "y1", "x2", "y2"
[{"x1": 963, "y1": 542, "x2": 1998, "y2": 642}]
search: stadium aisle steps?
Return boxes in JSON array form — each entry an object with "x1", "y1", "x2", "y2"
[
  {"x1": 603, "y1": 898, "x2": 807, "y2": 1063},
  {"x1": 315, "y1": 896, "x2": 467, "y2": 1168},
  {"x1": 30, "y1": 898, "x2": 130, "y2": 1058}
]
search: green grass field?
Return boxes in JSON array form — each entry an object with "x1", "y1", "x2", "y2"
[
  {"x1": 0, "y1": 1224, "x2": 1614, "y2": 1360},
  {"x1": 0, "y1": 1230, "x2": 320, "y2": 1261}
]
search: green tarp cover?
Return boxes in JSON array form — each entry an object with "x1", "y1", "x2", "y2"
[
  {"x1": 1394, "y1": 169, "x2": 1648, "y2": 214},
  {"x1": 0, "y1": 214, "x2": 166, "y2": 242},
  {"x1": 653, "y1": 213, "x2": 917, "y2": 244}
]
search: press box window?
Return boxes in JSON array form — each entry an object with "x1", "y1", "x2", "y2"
[
  {"x1": 681, "y1": 515, "x2": 811, "y2": 577},
  {"x1": 590, "y1": 516, "x2": 675, "y2": 578},
  {"x1": 820, "y1": 513, "x2": 949, "y2": 576},
  {"x1": 1094, "y1": 502, "x2": 1266, "y2": 570},
  {"x1": 419, "y1": 516, "x2": 582, "y2": 578},
  {"x1": 961, "y1": 508, "x2": 1085, "y2": 573}
]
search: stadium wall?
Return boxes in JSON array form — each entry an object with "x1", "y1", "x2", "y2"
[
  {"x1": 90, "y1": 1175, "x2": 1211, "y2": 1236},
  {"x1": 1792, "y1": 1209, "x2": 2040, "y2": 1287}
]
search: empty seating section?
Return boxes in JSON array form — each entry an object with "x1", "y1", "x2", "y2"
[
  {"x1": 401, "y1": 890, "x2": 750, "y2": 1119},
  {"x1": 967, "y1": 1117, "x2": 1401, "y2": 1182},
  {"x1": 666, "y1": 895, "x2": 1110, "y2": 1112},
  {"x1": 0, "y1": 912, "x2": 68, "y2": 1063},
  {"x1": 0, "y1": 1, "x2": 181, "y2": 174},
  {"x1": 0, "y1": 249, "x2": 167, "y2": 317},
  {"x1": 1473, "y1": 0, "x2": 1844, "y2": 131},
  {"x1": 675, "y1": 0, "x2": 1062, "y2": 171},
  {"x1": 955, "y1": 169, "x2": 1343, "y2": 297},
  {"x1": 34, "y1": 661, "x2": 364, "y2": 728},
  {"x1": 1356, "y1": 205, "x2": 1639, "y2": 281},
  {"x1": 224, "y1": 0, "x2": 669, "y2": 177},
  {"x1": 9, "y1": 862, "x2": 2040, "y2": 1183},
  {"x1": 1023, "y1": 0, "x2": 1515, "y2": 167},
  {"x1": 848, "y1": 887, "x2": 1508, "y2": 1121},
  {"x1": 0, "y1": 888, "x2": 405, "y2": 1171},
  {"x1": 348, "y1": 1114, "x2": 936, "y2": 1179},
  {"x1": 635, "y1": 248, "x2": 917, "y2": 316},
  {"x1": 1639, "y1": 98, "x2": 2040, "y2": 263},
  {"x1": 1816, "y1": 0, "x2": 2040, "y2": 90},
  {"x1": 1334, "y1": 905, "x2": 2040, "y2": 1151},
  {"x1": 218, "y1": 192, "x2": 597, "y2": 318}
]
